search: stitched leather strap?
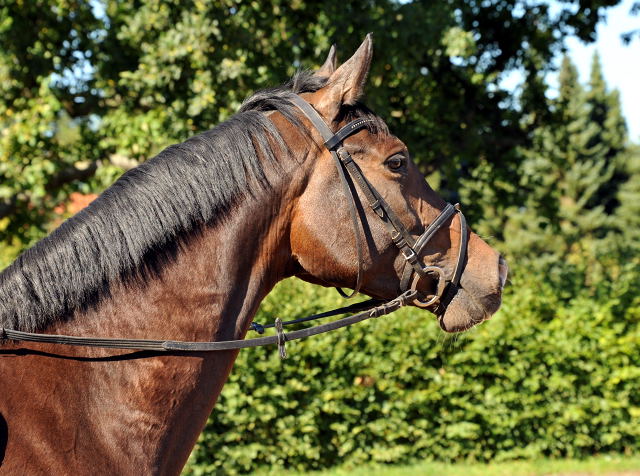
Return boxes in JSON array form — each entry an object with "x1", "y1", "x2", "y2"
[
  {"x1": 0, "y1": 291, "x2": 417, "y2": 353},
  {"x1": 324, "y1": 119, "x2": 373, "y2": 150},
  {"x1": 289, "y1": 95, "x2": 366, "y2": 298}
]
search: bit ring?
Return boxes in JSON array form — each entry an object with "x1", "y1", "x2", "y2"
[{"x1": 410, "y1": 266, "x2": 446, "y2": 308}]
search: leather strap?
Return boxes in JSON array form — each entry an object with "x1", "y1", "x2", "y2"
[
  {"x1": 250, "y1": 297, "x2": 384, "y2": 334},
  {"x1": 431, "y1": 208, "x2": 468, "y2": 315},
  {"x1": 0, "y1": 291, "x2": 417, "y2": 354},
  {"x1": 289, "y1": 95, "x2": 367, "y2": 298},
  {"x1": 399, "y1": 203, "x2": 457, "y2": 293},
  {"x1": 324, "y1": 119, "x2": 373, "y2": 150}
]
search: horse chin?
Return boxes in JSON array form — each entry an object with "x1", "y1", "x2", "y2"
[{"x1": 436, "y1": 289, "x2": 501, "y2": 333}]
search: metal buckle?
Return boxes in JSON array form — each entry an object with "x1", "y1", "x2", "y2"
[
  {"x1": 401, "y1": 247, "x2": 418, "y2": 264},
  {"x1": 275, "y1": 318, "x2": 287, "y2": 360},
  {"x1": 337, "y1": 148, "x2": 353, "y2": 164}
]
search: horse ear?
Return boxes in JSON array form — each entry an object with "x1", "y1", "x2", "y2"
[
  {"x1": 316, "y1": 44, "x2": 337, "y2": 77},
  {"x1": 316, "y1": 33, "x2": 373, "y2": 120}
]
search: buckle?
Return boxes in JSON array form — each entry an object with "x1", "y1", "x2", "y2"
[
  {"x1": 392, "y1": 231, "x2": 406, "y2": 249},
  {"x1": 413, "y1": 294, "x2": 440, "y2": 309},
  {"x1": 337, "y1": 148, "x2": 353, "y2": 164},
  {"x1": 401, "y1": 247, "x2": 418, "y2": 264},
  {"x1": 275, "y1": 318, "x2": 287, "y2": 360}
]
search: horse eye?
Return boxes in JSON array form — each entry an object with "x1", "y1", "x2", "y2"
[{"x1": 386, "y1": 156, "x2": 405, "y2": 171}]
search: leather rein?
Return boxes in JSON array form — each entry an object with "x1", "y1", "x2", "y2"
[{"x1": 0, "y1": 95, "x2": 468, "y2": 359}]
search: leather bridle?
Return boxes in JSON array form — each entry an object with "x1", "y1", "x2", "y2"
[
  {"x1": 0, "y1": 95, "x2": 469, "y2": 358},
  {"x1": 289, "y1": 95, "x2": 468, "y2": 315}
]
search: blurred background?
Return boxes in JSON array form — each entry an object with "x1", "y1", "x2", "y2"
[{"x1": 1, "y1": 1, "x2": 639, "y2": 474}]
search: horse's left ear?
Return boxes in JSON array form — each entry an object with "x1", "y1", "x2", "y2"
[
  {"x1": 316, "y1": 44, "x2": 337, "y2": 77},
  {"x1": 316, "y1": 33, "x2": 373, "y2": 120}
]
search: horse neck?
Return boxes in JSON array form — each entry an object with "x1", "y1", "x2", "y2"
[
  {"x1": 57, "y1": 184, "x2": 297, "y2": 342},
  {"x1": 20, "y1": 161, "x2": 305, "y2": 474}
]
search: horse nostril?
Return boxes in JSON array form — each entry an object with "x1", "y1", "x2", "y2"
[{"x1": 498, "y1": 254, "x2": 508, "y2": 289}]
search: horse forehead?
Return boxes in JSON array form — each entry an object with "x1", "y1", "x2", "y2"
[{"x1": 350, "y1": 130, "x2": 405, "y2": 155}]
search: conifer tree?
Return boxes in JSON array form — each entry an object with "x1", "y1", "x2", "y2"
[
  {"x1": 585, "y1": 53, "x2": 628, "y2": 214},
  {"x1": 498, "y1": 55, "x2": 630, "y2": 269},
  {"x1": 614, "y1": 145, "x2": 640, "y2": 251}
]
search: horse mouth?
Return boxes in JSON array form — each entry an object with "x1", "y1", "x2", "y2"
[
  {"x1": 437, "y1": 255, "x2": 508, "y2": 333},
  {"x1": 437, "y1": 291, "x2": 501, "y2": 332}
]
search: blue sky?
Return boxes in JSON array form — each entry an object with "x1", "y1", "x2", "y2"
[{"x1": 552, "y1": 0, "x2": 639, "y2": 141}]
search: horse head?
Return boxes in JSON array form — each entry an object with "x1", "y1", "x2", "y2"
[{"x1": 286, "y1": 35, "x2": 508, "y2": 332}]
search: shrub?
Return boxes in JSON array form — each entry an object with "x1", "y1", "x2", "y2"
[{"x1": 185, "y1": 257, "x2": 640, "y2": 474}]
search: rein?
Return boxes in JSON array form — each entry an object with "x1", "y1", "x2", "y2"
[
  {"x1": 1, "y1": 291, "x2": 417, "y2": 359},
  {"x1": 0, "y1": 95, "x2": 468, "y2": 359}
]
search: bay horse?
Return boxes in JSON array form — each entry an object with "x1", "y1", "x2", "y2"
[{"x1": 0, "y1": 36, "x2": 507, "y2": 475}]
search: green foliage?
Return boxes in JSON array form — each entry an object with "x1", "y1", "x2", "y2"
[
  {"x1": 615, "y1": 144, "x2": 640, "y2": 247},
  {"x1": 184, "y1": 257, "x2": 640, "y2": 474},
  {"x1": 465, "y1": 54, "x2": 636, "y2": 274},
  {"x1": 0, "y1": 0, "x2": 624, "y2": 252},
  {"x1": 0, "y1": 0, "x2": 105, "y2": 243}
]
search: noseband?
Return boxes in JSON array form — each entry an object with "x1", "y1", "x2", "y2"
[{"x1": 289, "y1": 95, "x2": 468, "y2": 315}]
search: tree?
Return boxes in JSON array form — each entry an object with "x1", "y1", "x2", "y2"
[
  {"x1": 485, "y1": 54, "x2": 632, "y2": 278},
  {"x1": 0, "y1": 0, "x2": 113, "y2": 256},
  {"x1": 584, "y1": 53, "x2": 628, "y2": 213},
  {"x1": 615, "y1": 145, "x2": 640, "y2": 249},
  {"x1": 0, "y1": 0, "x2": 625, "y2": 258}
]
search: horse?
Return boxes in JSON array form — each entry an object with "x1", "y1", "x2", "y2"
[{"x1": 0, "y1": 35, "x2": 507, "y2": 475}]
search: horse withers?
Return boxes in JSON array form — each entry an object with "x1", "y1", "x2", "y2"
[{"x1": 0, "y1": 35, "x2": 507, "y2": 475}]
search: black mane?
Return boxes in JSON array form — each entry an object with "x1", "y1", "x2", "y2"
[{"x1": 0, "y1": 71, "x2": 389, "y2": 332}]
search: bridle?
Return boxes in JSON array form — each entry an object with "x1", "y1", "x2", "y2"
[
  {"x1": 0, "y1": 95, "x2": 468, "y2": 358},
  {"x1": 288, "y1": 95, "x2": 468, "y2": 315}
]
